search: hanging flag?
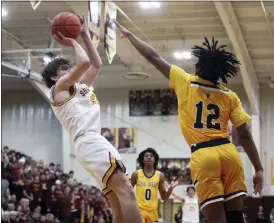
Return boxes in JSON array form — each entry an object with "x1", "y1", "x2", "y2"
[
  {"x1": 30, "y1": 0, "x2": 42, "y2": 10},
  {"x1": 88, "y1": 1, "x2": 101, "y2": 48},
  {"x1": 104, "y1": 2, "x2": 117, "y2": 64}
]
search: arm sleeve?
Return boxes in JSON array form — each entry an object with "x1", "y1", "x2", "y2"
[
  {"x1": 230, "y1": 93, "x2": 251, "y2": 127},
  {"x1": 169, "y1": 65, "x2": 191, "y2": 92}
]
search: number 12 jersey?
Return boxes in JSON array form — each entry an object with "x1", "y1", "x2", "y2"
[{"x1": 169, "y1": 65, "x2": 251, "y2": 146}]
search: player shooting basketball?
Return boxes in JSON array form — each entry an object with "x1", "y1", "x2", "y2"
[
  {"x1": 42, "y1": 16, "x2": 142, "y2": 223},
  {"x1": 115, "y1": 20, "x2": 264, "y2": 223}
]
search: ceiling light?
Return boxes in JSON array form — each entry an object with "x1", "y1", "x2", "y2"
[
  {"x1": 173, "y1": 51, "x2": 192, "y2": 60},
  {"x1": 2, "y1": 9, "x2": 7, "y2": 16},
  {"x1": 139, "y1": 2, "x2": 161, "y2": 9},
  {"x1": 43, "y1": 56, "x2": 51, "y2": 64}
]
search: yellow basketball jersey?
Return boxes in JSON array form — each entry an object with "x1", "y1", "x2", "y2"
[
  {"x1": 169, "y1": 65, "x2": 251, "y2": 146},
  {"x1": 136, "y1": 170, "x2": 160, "y2": 211}
]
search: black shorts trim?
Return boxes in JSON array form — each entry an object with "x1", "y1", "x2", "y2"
[
  {"x1": 191, "y1": 138, "x2": 230, "y2": 153},
  {"x1": 224, "y1": 190, "x2": 247, "y2": 201},
  {"x1": 102, "y1": 153, "x2": 127, "y2": 187},
  {"x1": 200, "y1": 195, "x2": 224, "y2": 210}
]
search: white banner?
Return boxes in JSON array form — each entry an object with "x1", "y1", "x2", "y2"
[
  {"x1": 30, "y1": 0, "x2": 42, "y2": 10},
  {"x1": 88, "y1": 1, "x2": 101, "y2": 48},
  {"x1": 104, "y1": 2, "x2": 117, "y2": 64}
]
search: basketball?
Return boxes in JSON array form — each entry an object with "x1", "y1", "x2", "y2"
[{"x1": 51, "y1": 12, "x2": 82, "y2": 39}]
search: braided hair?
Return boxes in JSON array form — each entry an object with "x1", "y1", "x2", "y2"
[{"x1": 191, "y1": 37, "x2": 240, "y2": 84}]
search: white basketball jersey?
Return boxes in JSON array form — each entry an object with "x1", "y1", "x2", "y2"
[
  {"x1": 182, "y1": 197, "x2": 199, "y2": 223},
  {"x1": 50, "y1": 83, "x2": 101, "y2": 141}
]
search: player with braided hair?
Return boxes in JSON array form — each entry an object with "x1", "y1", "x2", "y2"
[
  {"x1": 115, "y1": 21, "x2": 263, "y2": 223},
  {"x1": 191, "y1": 37, "x2": 240, "y2": 84}
]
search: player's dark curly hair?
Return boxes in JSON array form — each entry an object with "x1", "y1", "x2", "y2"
[
  {"x1": 191, "y1": 37, "x2": 240, "y2": 84},
  {"x1": 137, "y1": 147, "x2": 159, "y2": 170},
  {"x1": 41, "y1": 57, "x2": 72, "y2": 88}
]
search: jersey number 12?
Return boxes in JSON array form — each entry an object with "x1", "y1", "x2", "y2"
[{"x1": 194, "y1": 101, "x2": 221, "y2": 130}]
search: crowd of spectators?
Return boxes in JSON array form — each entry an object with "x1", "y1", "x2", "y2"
[{"x1": 1, "y1": 146, "x2": 112, "y2": 223}]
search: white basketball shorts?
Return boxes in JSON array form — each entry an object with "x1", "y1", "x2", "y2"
[{"x1": 74, "y1": 132, "x2": 125, "y2": 196}]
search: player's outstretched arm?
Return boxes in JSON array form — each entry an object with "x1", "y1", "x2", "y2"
[
  {"x1": 158, "y1": 173, "x2": 181, "y2": 200},
  {"x1": 54, "y1": 32, "x2": 90, "y2": 90},
  {"x1": 170, "y1": 191, "x2": 185, "y2": 202},
  {"x1": 114, "y1": 20, "x2": 171, "y2": 80},
  {"x1": 231, "y1": 93, "x2": 263, "y2": 194},
  {"x1": 79, "y1": 16, "x2": 102, "y2": 86},
  {"x1": 130, "y1": 171, "x2": 138, "y2": 187},
  {"x1": 237, "y1": 123, "x2": 263, "y2": 194}
]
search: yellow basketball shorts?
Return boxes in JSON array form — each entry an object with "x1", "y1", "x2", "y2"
[
  {"x1": 190, "y1": 139, "x2": 247, "y2": 210},
  {"x1": 140, "y1": 208, "x2": 158, "y2": 223}
]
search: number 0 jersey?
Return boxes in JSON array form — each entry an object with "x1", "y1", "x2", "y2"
[
  {"x1": 169, "y1": 65, "x2": 251, "y2": 146},
  {"x1": 50, "y1": 82, "x2": 101, "y2": 142},
  {"x1": 136, "y1": 170, "x2": 160, "y2": 211}
]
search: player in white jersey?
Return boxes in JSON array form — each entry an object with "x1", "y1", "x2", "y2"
[
  {"x1": 41, "y1": 16, "x2": 142, "y2": 223},
  {"x1": 172, "y1": 186, "x2": 199, "y2": 223}
]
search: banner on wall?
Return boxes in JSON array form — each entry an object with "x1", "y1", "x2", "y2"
[
  {"x1": 129, "y1": 89, "x2": 178, "y2": 116},
  {"x1": 101, "y1": 127, "x2": 137, "y2": 153},
  {"x1": 30, "y1": 0, "x2": 42, "y2": 10},
  {"x1": 228, "y1": 120, "x2": 252, "y2": 153},
  {"x1": 104, "y1": 2, "x2": 117, "y2": 64},
  {"x1": 136, "y1": 158, "x2": 192, "y2": 185},
  {"x1": 271, "y1": 157, "x2": 274, "y2": 185},
  {"x1": 88, "y1": 1, "x2": 101, "y2": 48}
]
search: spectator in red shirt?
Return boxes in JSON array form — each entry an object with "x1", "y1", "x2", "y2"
[{"x1": 59, "y1": 186, "x2": 72, "y2": 223}]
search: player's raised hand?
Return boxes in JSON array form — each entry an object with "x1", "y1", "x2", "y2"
[
  {"x1": 54, "y1": 32, "x2": 75, "y2": 47},
  {"x1": 253, "y1": 170, "x2": 263, "y2": 194},
  {"x1": 113, "y1": 20, "x2": 131, "y2": 38},
  {"x1": 170, "y1": 176, "x2": 183, "y2": 189},
  {"x1": 78, "y1": 15, "x2": 89, "y2": 34}
]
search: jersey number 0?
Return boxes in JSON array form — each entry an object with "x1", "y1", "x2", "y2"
[
  {"x1": 145, "y1": 189, "x2": 151, "y2": 200},
  {"x1": 194, "y1": 101, "x2": 221, "y2": 130}
]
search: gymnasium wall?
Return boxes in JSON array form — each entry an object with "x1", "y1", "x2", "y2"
[{"x1": 1, "y1": 90, "x2": 63, "y2": 165}]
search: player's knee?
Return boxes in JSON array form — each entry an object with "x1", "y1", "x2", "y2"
[
  {"x1": 226, "y1": 211, "x2": 244, "y2": 223},
  {"x1": 116, "y1": 182, "x2": 135, "y2": 200},
  {"x1": 115, "y1": 181, "x2": 135, "y2": 201},
  {"x1": 108, "y1": 170, "x2": 135, "y2": 200}
]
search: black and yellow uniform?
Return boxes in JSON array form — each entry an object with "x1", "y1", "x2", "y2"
[
  {"x1": 170, "y1": 65, "x2": 250, "y2": 209},
  {"x1": 136, "y1": 170, "x2": 161, "y2": 223}
]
